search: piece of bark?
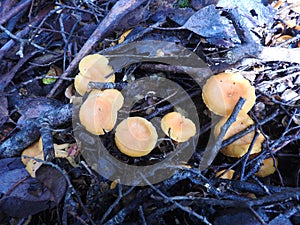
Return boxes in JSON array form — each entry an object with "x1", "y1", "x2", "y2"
[{"x1": 0, "y1": 104, "x2": 72, "y2": 158}]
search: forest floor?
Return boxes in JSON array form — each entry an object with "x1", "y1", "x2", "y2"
[{"x1": 0, "y1": 0, "x2": 300, "y2": 224}]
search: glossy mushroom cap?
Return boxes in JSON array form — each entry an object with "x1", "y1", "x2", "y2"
[
  {"x1": 115, "y1": 117, "x2": 158, "y2": 157},
  {"x1": 161, "y1": 112, "x2": 196, "y2": 142},
  {"x1": 255, "y1": 157, "x2": 278, "y2": 178},
  {"x1": 202, "y1": 72, "x2": 256, "y2": 116},
  {"x1": 74, "y1": 54, "x2": 115, "y2": 96},
  {"x1": 79, "y1": 89, "x2": 124, "y2": 135},
  {"x1": 214, "y1": 114, "x2": 265, "y2": 158}
]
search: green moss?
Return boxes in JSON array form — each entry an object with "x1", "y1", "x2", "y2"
[
  {"x1": 174, "y1": 0, "x2": 190, "y2": 8},
  {"x1": 42, "y1": 77, "x2": 57, "y2": 85}
]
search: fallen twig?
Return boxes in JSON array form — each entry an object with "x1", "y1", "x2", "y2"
[
  {"x1": 0, "y1": 0, "x2": 32, "y2": 25},
  {"x1": 199, "y1": 97, "x2": 246, "y2": 170},
  {"x1": 48, "y1": 0, "x2": 149, "y2": 97},
  {"x1": 0, "y1": 104, "x2": 72, "y2": 158}
]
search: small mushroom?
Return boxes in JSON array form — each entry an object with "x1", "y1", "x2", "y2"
[
  {"x1": 79, "y1": 89, "x2": 124, "y2": 135},
  {"x1": 202, "y1": 72, "x2": 256, "y2": 116},
  {"x1": 255, "y1": 157, "x2": 278, "y2": 178},
  {"x1": 214, "y1": 114, "x2": 265, "y2": 158},
  {"x1": 74, "y1": 54, "x2": 115, "y2": 95},
  {"x1": 216, "y1": 169, "x2": 235, "y2": 179},
  {"x1": 115, "y1": 117, "x2": 158, "y2": 157},
  {"x1": 161, "y1": 112, "x2": 196, "y2": 142}
]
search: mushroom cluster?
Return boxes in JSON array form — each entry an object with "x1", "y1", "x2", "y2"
[
  {"x1": 113, "y1": 111, "x2": 196, "y2": 157},
  {"x1": 202, "y1": 72, "x2": 265, "y2": 158},
  {"x1": 75, "y1": 54, "x2": 197, "y2": 158},
  {"x1": 74, "y1": 54, "x2": 115, "y2": 96}
]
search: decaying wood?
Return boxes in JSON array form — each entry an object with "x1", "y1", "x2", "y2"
[{"x1": 0, "y1": 104, "x2": 72, "y2": 158}]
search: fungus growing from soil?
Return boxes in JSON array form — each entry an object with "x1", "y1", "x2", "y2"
[
  {"x1": 202, "y1": 72, "x2": 256, "y2": 116},
  {"x1": 74, "y1": 54, "x2": 115, "y2": 96},
  {"x1": 79, "y1": 89, "x2": 124, "y2": 135},
  {"x1": 255, "y1": 157, "x2": 278, "y2": 178},
  {"x1": 214, "y1": 114, "x2": 265, "y2": 158},
  {"x1": 115, "y1": 117, "x2": 158, "y2": 157},
  {"x1": 161, "y1": 112, "x2": 196, "y2": 142}
]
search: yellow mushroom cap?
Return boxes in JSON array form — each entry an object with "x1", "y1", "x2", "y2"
[
  {"x1": 22, "y1": 138, "x2": 72, "y2": 177},
  {"x1": 255, "y1": 157, "x2": 278, "y2": 178},
  {"x1": 115, "y1": 117, "x2": 158, "y2": 157},
  {"x1": 79, "y1": 89, "x2": 124, "y2": 135},
  {"x1": 216, "y1": 169, "x2": 235, "y2": 179},
  {"x1": 74, "y1": 54, "x2": 115, "y2": 96},
  {"x1": 214, "y1": 114, "x2": 265, "y2": 158},
  {"x1": 202, "y1": 72, "x2": 256, "y2": 116},
  {"x1": 161, "y1": 112, "x2": 196, "y2": 142}
]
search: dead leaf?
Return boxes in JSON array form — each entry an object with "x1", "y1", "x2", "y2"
[
  {"x1": 0, "y1": 158, "x2": 66, "y2": 218},
  {"x1": 182, "y1": 5, "x2": 231, "y2": 39},
  {"x1": 15, "y1": 97, "x2": 63, "y2": 127},
  {"x1": 281, "y1": 89, "x2": 299, "y2": 102},
  {"x1": 167, "y1": 7, "x2": 195, "y2": 26},
  {"x1": 22, "y1": 138, "x2": 76, "y2": 177},
  {"x1": 217, "y1": 0, "x2": 276, "y2": 28},
  {"x1": 35, "y1": 165, "x2": 67, "y2": 204}
]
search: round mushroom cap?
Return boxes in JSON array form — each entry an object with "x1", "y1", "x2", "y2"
[
  {"x1": 74, "y1": 54, "x2": 115, "y2": 95},
  {"x1": 115, "y1": 117, "x2": 158, "y2": 157},
  {"x1": 255, "y1": 157, "x2": 278, "y2": 178},
  {"x1": 79, "y1": 90, "x2": 123, "y2": 135},
  {"x1": 202, "y1": 72, "x2": 256, "y2": 116},
  {"x1": 214, "y1": 114, "x2": 265, "y2": 158},
  {"x1": 161, "y1": 112, "x2": 196, "y2": 142}
]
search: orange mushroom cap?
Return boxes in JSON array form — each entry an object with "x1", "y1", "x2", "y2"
[
  {"x1": 255, "y1": 157, "x2": 278, "y2": 178},
  {"x1": 74, "y1": 54, "x2": 115, "y2": 96},
  {"x1": 79, "y1": 89, "x2": 124, "y2": 135},
  {"x1": 115, "y1": 117, "x2": 158, "y2": 157},
  {"x1": 214, "y1": 114, "x2": 265, "y2": 158},
  {"x1": 202, "y1": 72, "x2": 256, "y2": 116},
  {"x1": 88, "y1": 89, "x2": 124, "y2": 111},
  {"x1": 161, "y1": 112, "x2": 196, "y2": 142},
  {"x1": 216, "y1": 169, "x2": 235, "y2": 179}
]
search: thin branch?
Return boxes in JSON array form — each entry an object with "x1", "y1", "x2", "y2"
[{"x1": 199, "y1": 97, "x2": 246, "y2": 170}]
